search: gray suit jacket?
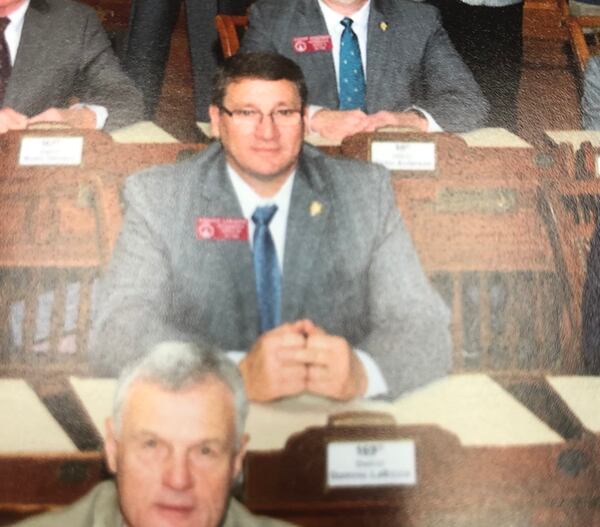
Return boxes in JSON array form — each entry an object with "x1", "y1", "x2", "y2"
[
  {"x1": 92, "y1": 143, "x2": 451, "y2": 397},
  {"x1": 4, "y1": 0, "x2": 144, "y2": 131},
  {"x1": 240, "y1": 0, "x2": 489, "y2": 132},
  {"x1": 11, "y1": 480, "x2": 296, "y2": 527},
  {"x1": 582, "y1": 55, "x2": 600, "y2": 130}
]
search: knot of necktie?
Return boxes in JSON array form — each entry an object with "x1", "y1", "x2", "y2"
[
  {"x1": 252, "y1": 204, "x2": 278, "y2": 227},
  {"x1": 341, "y1": 17, "x2": 354, "y2": 30}
]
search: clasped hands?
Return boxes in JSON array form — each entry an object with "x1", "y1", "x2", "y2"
[
  {"x1": 0, "y1": 107, "x2": 96, "y2": 133},
  {"x1": 239, "y1": 319, "x2": 367, "y2": 402},
  {"x1": 310, "y1": 108, "x2": 428, "y2": 141}
]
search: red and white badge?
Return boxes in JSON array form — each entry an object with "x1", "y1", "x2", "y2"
[
  {"x1": 195, "y1": 217, "x2": 248, "y2": 241},
  {"x1": 292, "y1": 35, "x2": 332, "y2": 53}
]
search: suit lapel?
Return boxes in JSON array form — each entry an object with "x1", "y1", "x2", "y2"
[
  {"x1": 365, "y1": 0, "x2": 391, "y2": 111},
  {"x1": 5, "y1": 0, "x2": 49, "y2": 109},
  {"x1": 299, "y1": 0, "x2": 339, "y2": 108},
  {"x1": 281, "y1": 150, "x2": 330, "y2": 322},
  {"x1": 195, "y1": 150, "x2": 259, "y2": 336}
]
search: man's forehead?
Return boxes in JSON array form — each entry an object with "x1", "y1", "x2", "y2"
[
  {"x1": 224, "y1": 78, "x2": 301, "y2": 104},
  {"x1": 122, "y1": 377, "x2": 235, "y2": 424}
]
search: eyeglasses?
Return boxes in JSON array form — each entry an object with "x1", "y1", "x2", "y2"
[{"x1": 219, "y1": 106, "x2": 303, "y2": 127}]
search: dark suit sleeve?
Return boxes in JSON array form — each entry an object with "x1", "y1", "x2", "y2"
[
  {"x1": 76, "y1": 8, "x2": 144, "y2": 131},
  {"x1": 91, "y1": 172, "x2": 201, "y2": 375},
  {"x1": 582, "y1": 219, "x2": 600, "y2": 374},
  {"x1": 582, "y1": 56, "x2": 600, "y2": 131},
  {"x1": 360, "y1": 166, "x2": 452, "y2": 396},
  {"x1": 416, "y1": 9, "x2": 489, "y2": 132}
]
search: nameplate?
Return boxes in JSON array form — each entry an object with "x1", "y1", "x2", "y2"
[
  {"x1": 370, "y1": 141, "x2": 436, "y2": 171},
  {"x1": 595, "y1": 155, "x2": 600, "y2": 177},
  {"x1": 19, "y1": 136, "x2": 84, "y2": 166},
  {"x1": 326, "y1": 440, "x2": 416, "y2": 488},
  {"x1": 435, "y1": 188, "x2": 517, "y2": 213}
]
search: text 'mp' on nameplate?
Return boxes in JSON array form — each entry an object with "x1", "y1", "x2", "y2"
[
  {"x1": 370, "y1": 141, "x2": 436, "y2": 171},
  {"x1": 327, "y1": 440, "x2": 417, "y2": 488},
  {"x1": 19, "y1": 136, "x2": 84, "y2": 166}
]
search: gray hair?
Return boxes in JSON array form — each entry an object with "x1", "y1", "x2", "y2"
[{"x1": 112, "y1": 341, "x2": 248, "y2": 449}]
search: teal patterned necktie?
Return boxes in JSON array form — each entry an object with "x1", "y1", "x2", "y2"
[{"x1": 338, "y1": 17, "x2": 366, "y2": 111}]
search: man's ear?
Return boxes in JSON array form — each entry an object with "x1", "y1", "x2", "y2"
[
  {"x1": 208, "y1": 104, "x2": 221, "y2": 138},
  {"x1": 232, "y1": 433, "x2": 249, "y2": 480},
  {"x1": 104, "y1": 417, "x2": 118, "y2": 474}
]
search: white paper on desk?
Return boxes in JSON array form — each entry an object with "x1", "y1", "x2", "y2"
[
  {"x1": 389, "y1": 374, "x2": 563, "y2": 446},
  {"x1": 458, "y1": 127, "x2": 532, "y2": 148},
  {"x1": 70, "y1": 377, "x2": 116, "y2": 437},
  {"x1": 111, "y1": 121, "x2": 179, "y2": 144},
  {"x1": 547, "y1": 376, "x2": 600, "y2": 433},
  {"x1": 545, "y1": 129, "x2": 600, "y2": 149},
  {"x1": 0, "y1": 379, "x2": 76, "y2": 452},
  {"x1": 9, "y1": 280, "x2": 98, "y2": 351},
  {"x1": 70, "y1": 375, "x2": 564, "y2": 451}
]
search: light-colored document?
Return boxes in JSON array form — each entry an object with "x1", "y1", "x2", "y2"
[
  {"x1": 545, "y1": 130, "x2": 600, "y2": 149},
  {"x1": 388, "y1": 374, "x2": 563, "y2": 446},
  {"x1": 547, "y1": 375, "x2": 600, "y2": 433},
  {"x1": 110, "y1": 121, "x2": 179, "y2": 143},
  {"x1": 0, "y1": 379, "x2": 76, "y2": 452},
  {"x1": 70, "y1": 374, "x2": 563, "y2": 451},
  {"x1": 459, "y1": 127, "x2": 532, "y2": 148}
]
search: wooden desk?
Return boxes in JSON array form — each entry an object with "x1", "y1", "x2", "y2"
[{"x1": 4, "y1": 374, "x2": 595, "y2": 527}]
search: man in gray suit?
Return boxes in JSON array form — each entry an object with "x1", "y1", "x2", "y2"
[
  {"x1": 582, "y1": 55, "x2": 600, "y2": 130},
  {"x1": 92, "y1": 52, "x2": 451, "y2": 401},
  {"x1": 0, "y1": 0, "x2": 143, "y2": 132},
  {"x1": 240, "y1": 0, "x2": 489, "y2": 141}
]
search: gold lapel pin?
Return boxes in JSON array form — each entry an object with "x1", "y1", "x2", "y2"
[
  {"x1": 380, "y1": 22, "x2": 388, "y2": 31},
  {"x1": 310, "y1": 201, "x2": 323, "y2": 217}
]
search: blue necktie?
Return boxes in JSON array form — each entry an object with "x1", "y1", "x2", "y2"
[
  {"x1": 339, "y1": 17, "x2": 366, "y2": 111},
  {"x1": 252, "y1": 205, "x2": 281, "y2": 333}
]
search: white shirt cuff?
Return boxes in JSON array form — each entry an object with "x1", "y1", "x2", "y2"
[
  {"x1": 70, "y1": 103, "x2": 108, "y2": 129},
  {"x1": 408, "y1": 105, "x2": 443, "y2": 132},
  {"x1": 226, "y1": 351, "x2": 246, "y2": 364},
  {"x1": 354, "y1": 348, "x2": 388, "y2": 398},
  {"x1": 226, "y1": 349, "x2": 388, "y2": 399}
]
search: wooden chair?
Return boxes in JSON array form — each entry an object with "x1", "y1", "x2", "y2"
[
  {"x1": 538, "y1": 178, "x2": 600, "y2": 372},
  {"x1": 0, "y1": 169, "x2": 122, "y2": 378},
  {"x1": 215, "y1": 14, "x2": 248, "y2": 58}
]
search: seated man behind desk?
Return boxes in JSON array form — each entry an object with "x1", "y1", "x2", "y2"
[
  {"x1": 12, "y1": 342, "x2": 295, "y2": 527},
  {"x1": 92, "y1": 52, "x2": 451, "y2": 402},
  {"x1": 0, "y1": 0, "x2": 144, "y2": 133},
  {"x1": 240, "y1": 0, "x2": 489, "y2": 140}
]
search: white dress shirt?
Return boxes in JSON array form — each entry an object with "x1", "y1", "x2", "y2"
[
  {"x1": 3, "y1": 0, "x2": 108, "y2": 129},
  {"x1": 226, "y1": 164, "x2": 388, "y2": 398},
  {"x1": 313, "y1": 0, "x2": 442, "y2": 132}
]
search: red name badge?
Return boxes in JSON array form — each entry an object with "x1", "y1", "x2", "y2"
[
  {"x1": 292, "y1": 35, "x2": 333, "y2": 53},
  {"x1": 196, "y1": 217, "x2": 248, "y2": 241}
]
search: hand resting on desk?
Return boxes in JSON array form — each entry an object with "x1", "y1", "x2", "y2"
[
  {"x1": 240, "y1": 319, "x2": 367, "y2": 402},
  {"x1": 0, "y1": 106, "x2": 96, "y2": 133}
]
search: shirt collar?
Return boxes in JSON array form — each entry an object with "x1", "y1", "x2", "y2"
[
  {"x1": 6, "y1": 0, "x2": 29, "y2": 26},
  {"x1": 226, "y1": 164, "x2": 295, "y2": 221},
  {"x1": 318, "y1": 0, "x2": 371, "y2": 34}
]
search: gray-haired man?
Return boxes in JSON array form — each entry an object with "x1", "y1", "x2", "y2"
[{"x1": 13, "y1": 342, "x2": 295, "y2": 527}]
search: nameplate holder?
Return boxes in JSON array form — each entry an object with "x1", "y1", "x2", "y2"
[
  {"x1": 326, "y1": 439, "x2": 417, "y2": 488},
  {"x1": 435, "y1": 188, "x2": 517, "y2": 214},
  {"x1": 370, "y1": 141, "x2": 436, "y2": 171},
  {"x1": 19, "y1": 136, "x2": 84, "y2": 166}
]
